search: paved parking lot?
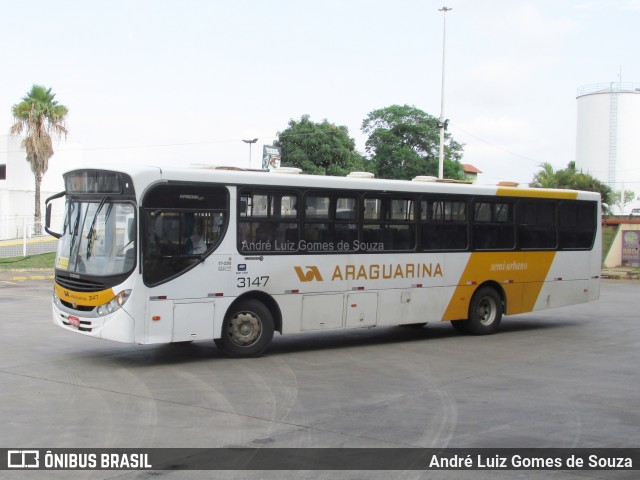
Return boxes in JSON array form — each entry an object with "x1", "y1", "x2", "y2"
[{"x1": 0, "y1": 275, "x2": 638, "y2": 479}]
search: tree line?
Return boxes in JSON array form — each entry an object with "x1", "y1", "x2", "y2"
[{"x1": 274, "y1": 104, "x2": 465, "y2": 180}]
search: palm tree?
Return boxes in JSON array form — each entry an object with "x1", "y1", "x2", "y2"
[
  {"x1": 530, "y1": 162, "x2": 558, "y2": 188},
  {"x1": 530, "y1": 161, "x2": 613, "y2": 212},
  {"x1": 10, "y1": 85, "x2": 68, "y2": 234}
]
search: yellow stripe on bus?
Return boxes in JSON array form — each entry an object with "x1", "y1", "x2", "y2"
[
  {"x1": 54, "y1": 283, "x2": 115, "y2": 307},
  {"x1": 496, "y1": 187, "x2": 579, "y2": 199},
  {"x1": 442, "y1": 251, "x2": 556, "y2": 321}
]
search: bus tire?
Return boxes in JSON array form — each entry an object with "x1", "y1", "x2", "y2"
[
  {"x1": 466, "y1": 286, "x2": 502, "y2": 335},
  {"x1": 215, "y1": 299, "x2": 274, "y2": 358}
]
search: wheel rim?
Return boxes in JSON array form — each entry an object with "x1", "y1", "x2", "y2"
[
  {"x1": 227, "y1": 311, "x2": 262, "y2": 347},
  {"x1": 476, "y1": 296, "x2": 497, "y2": 326}
]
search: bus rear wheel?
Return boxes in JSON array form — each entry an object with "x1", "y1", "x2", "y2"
[
  {"x1": 215, "y1": 299, "x2": 274, "y2": 358},
  {"x1": 451, "y1": 286, "x2": 502, "y2": 335}
]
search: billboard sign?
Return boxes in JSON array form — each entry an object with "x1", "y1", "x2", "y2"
[
  {"x1": 262, "y1": 146, "x2": 281, "y2": 171},
  {"x1": 621, "y1": 230, "x2": 640, "y2": 267}
]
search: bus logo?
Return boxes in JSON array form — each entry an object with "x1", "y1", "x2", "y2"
[{"x1": 294, "y1": 266, "x2": 323, "y2": 282}]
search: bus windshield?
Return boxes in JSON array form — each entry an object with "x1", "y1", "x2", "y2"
[{"x1": 55, "y1": 199, "x2": 136, "y2": 276}]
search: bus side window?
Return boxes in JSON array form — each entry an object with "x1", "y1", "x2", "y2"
[
  {"x1": 558, "y1": 201, "x2": 596, "y2": 249},
  {"x1": 517, "y1": 200, "x2": 557, "y2": 249},
  {"x1": 238, "y1": 190, "x2": 299, "y2": 253},
  {"x1": 420, "y1": 199, "x2": 468, "y2": 251},
  {"x1": 472, "y1": 200, "x2": 514, "y2": 250}
]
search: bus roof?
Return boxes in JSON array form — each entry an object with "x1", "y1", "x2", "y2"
[{"x1": 66, "y1": 164, "x2": 602, "y2": 202}]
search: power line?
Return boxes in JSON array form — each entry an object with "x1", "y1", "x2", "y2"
[{"x1": 450, "y1": 125, "x2": 542, "y2": 165}]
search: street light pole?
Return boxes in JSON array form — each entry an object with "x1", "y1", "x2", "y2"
[
  {"x1": 438, "y1": 6, "x2": 452, "y2": 180},
  {"x1": 242, "y1": 138, "x2": 258, "y2": 167}
]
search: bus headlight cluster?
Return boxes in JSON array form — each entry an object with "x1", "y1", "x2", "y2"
[
  {"x1": 96, "y1": 290, "x2": 131, "y2": 316},
  {"x1": 53, "y1": 290, "x2": 60, "y2": 306}
]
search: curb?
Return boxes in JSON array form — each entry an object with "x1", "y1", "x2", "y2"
[
  {"x1": 9, "y1": 274, "x2": 55, "y2": 281},
  {"x1": 0, "y1": 268, "x2": 54, "y2": 282},
  {"x1": 601, "y1": 271, "x2": 640, "y2": 280},
  {"x1": 601, "y1": 275, "x2": 640, "y2": 280},
  {"x1": 2, "y1": 268, "x2": 54, "y2": 272}
]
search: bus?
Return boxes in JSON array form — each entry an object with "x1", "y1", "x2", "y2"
[{"x1": 46, "y1": 166, "x2": 601, "y2": 357}]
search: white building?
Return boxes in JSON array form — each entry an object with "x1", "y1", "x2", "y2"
[
  {"x1": 0, "y1": 135, "x2": 83, "y2": 240},
  {"x1": 575, "y1": 82, "x2": 640, "y2": 214}
]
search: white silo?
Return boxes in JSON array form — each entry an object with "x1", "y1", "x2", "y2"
[{"x1": 575, "y1": 83, "x2": 640, "y2": 213}]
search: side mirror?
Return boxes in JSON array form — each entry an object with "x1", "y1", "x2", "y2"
[{"x1": 44, "y1": 191, "x2": 65, "y2": 239}]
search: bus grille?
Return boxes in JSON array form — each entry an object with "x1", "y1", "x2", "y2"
[
  {"x1": 60, "y1": 300, "x2": 94, "y2": 312},
  {"x1": 55, "y1": 273, "x2": 108, "y2": 292}
]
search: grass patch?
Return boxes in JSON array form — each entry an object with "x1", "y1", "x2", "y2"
[
  {"x1": 0, "y1": 252, "x2": 55, "y2": 270},
  {"x1": 602, "y1": 225, "x2": 618, "y2": 265}
]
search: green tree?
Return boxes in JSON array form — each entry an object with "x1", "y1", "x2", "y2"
[
  {"x1": 361, "y1": 104, "x2": 464, "y2": 180},
  {"x1": 10, "y1": 85, "x2": 68, "y2": 233},
  {"x1": 530, "y1": 162, "x2": 613, "y2": 208},
  {"x1": 274, "y1": 115, "x2": 367, "y2": 176}
]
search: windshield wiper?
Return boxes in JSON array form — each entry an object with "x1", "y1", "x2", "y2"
[
  {"x1": 86, "y1": 197, "x2": 109, "y2": 260},
  {"x1": 68, "y1": 204, "x2": 81, "y2": 257}
]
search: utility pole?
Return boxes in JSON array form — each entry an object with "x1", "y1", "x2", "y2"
[{"x1": 438, "y1": 6, "x2": 452, "y2": 179}]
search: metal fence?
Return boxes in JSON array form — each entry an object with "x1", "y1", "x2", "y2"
[{"x1": 0, "y1": 216, "x2": 61, "y2": 258}]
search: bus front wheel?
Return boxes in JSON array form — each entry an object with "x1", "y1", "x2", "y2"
[
  {"x1": 215, "y1": 299, "x2": 274, "y2": 358},
  {"x1": 452, "y1": 286, "x2": 502, "y2": 335}
]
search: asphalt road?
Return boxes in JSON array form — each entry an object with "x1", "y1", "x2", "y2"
[{"x1": 0, "y1": 276, "x2": 638, "y2": 480}]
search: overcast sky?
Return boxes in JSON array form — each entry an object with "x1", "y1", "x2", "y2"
[{"x1": 1, "y1": 0, "x2": 639, "y2": 185}]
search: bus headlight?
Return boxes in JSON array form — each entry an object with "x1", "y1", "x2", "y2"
[
  {"x1": 96, "y1": 290, "x2": 131, "y2": 316},
  {"x1": 53, "y1": 290, "x2": 60, "y2": 306}
]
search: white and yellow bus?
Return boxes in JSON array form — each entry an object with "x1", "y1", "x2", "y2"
[{"x1": 46, "y1": 166, "x2": 601, "y2": 357}]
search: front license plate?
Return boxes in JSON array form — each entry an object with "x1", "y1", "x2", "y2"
[{"x1": 68, "y1": 315, "x2": 80, "y2": 328}]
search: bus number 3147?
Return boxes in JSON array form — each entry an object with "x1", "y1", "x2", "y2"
[{"x1": 236, "y1": 276, "x2": 270, "y2": 288}]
